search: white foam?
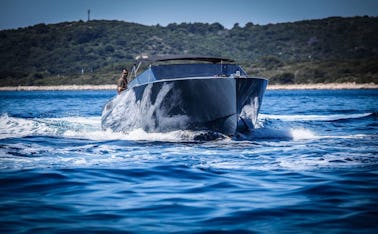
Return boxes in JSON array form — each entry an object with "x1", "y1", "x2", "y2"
[
  {"x1": 0, "y1": 114, "x2": 219, "y2": 142},
  {"x1": 47, "y1": 116, "x2": 101, "y2": 125},
  {"x1": 290, "y1": 128, "x2": 318, "y2": 140},
  {"x1": 240, "y1": 96, "x2": 260, "y2": 127},
  {"x1": 2, "y1": 112, "x2": 371, "y2": 143},
  {"x1": 0, "y1": 114, "x2": 101, "y2": 140},
  {"x1": 260, "y1": 113, "x2": 372, "y2": 122},
  {"x1": 102, "y1": 83, "x2": 189, "y2": 133},
  {"x1": 235, "y1": 126, "x2": 318, "y2": 141},
  {"x1": 1, "y1": 113, "x2": 317, "y2": 142},
  {"x1": 0, "y1": 114, "x2": 57, "y2": 139},
  {"x1": 68, "y1": 128, "x2": 195, "y2": 142}
]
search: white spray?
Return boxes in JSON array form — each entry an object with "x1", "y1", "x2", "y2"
[{"x1": 102, "y1": 82, "x2": 189, "y2": 133}]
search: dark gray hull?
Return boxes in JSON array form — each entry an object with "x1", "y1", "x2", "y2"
[{"x1": 101, "y1": 77, "x2": 268, "y2": 136}]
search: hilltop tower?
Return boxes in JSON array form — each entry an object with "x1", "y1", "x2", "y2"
[{"x1": 87, "y1": 9, "x2": 90, "y2": 21}]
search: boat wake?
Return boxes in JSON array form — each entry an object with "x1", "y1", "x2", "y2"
[
  {"x1": 260, "y1": 112, "x2": 375, "y2": 122},
  {"x1": 1, "y1": 112, "x2": 376, "y2": 171},
  {"x1": 1, "y1": 112, "x2": 375, "y2": 142}
]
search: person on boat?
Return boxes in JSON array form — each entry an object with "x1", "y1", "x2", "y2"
[{"x1": 117, "y1": 68, "x2": 128, "y2": 94}]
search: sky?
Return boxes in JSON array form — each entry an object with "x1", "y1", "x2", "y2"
[{"x1": 0, "y1": 0, "x2": 377, "y2": 30}]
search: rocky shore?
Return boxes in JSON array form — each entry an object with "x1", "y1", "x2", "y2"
[{"x1": 0, "y1": 82, "x2": 377, "y2": 91}]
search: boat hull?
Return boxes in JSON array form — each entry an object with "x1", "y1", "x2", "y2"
[{"x1": 101, "y1": 77, "x2": 267, "y2": 136}]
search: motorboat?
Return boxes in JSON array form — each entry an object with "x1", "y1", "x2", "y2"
[{"x1": 101, "y1": 55, "x2": 268, "y2": 136}]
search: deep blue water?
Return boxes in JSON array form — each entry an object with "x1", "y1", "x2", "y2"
[{"x1": 0, "y1": 89, "x2": 377, "y2": 233}]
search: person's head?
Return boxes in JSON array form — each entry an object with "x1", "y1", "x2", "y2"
[{"x1": 123, "y1": 68, "x2": 128, "y2": 75}]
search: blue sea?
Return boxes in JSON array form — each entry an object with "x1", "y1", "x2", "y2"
[{"x1": 0, "y1": 89, "x2": 377, "y2": 233}]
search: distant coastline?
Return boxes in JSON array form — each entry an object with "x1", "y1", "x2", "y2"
[
  {"x1": 267, "y1": 82, "x2": 378, "y2": 90},
  {"x1": 0, "y1": 85, "x2": 117, "y2": 91},
  {"x1": 0, "y1": 83, "x2": 377, "y2": 91},
  {"x1": 1, "y1": 18, "x2": 377, "y2": 87}
]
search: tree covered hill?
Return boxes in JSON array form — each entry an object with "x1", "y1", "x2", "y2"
[{"x1": 0, "y1": 16, "x2": 377, "y2": 86}]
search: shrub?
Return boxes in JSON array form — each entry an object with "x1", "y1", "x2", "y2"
[{"x1": 270, "y1": 72, "x2": 295, "y2": 84}]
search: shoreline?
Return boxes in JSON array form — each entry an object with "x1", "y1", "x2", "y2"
[
  {"x1": 0, "y1": 84, "x2": 117, "y2": 91},
  {"x1": 267, "y1": 82, "x2": 378, "y2": 90},
  {"x1": 0, "y1": 82, "x2": 377, "y2": 91}
]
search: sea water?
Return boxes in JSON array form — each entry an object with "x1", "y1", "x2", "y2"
[{"x1": 0, "y1": 89, "x2": 377, "y2": 233}]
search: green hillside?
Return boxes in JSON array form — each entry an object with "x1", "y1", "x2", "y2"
[{"x1": 0, "y1": 16, "x2": 377, "y2": 86}]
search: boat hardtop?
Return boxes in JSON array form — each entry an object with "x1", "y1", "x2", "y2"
[{"x1": 128, "y1": 55, "x2": 248, "y2": 88}]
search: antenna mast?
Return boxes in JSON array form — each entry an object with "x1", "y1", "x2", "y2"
[{"x1": 87, "y1": 9, "x2": 90, "y2": 21}]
